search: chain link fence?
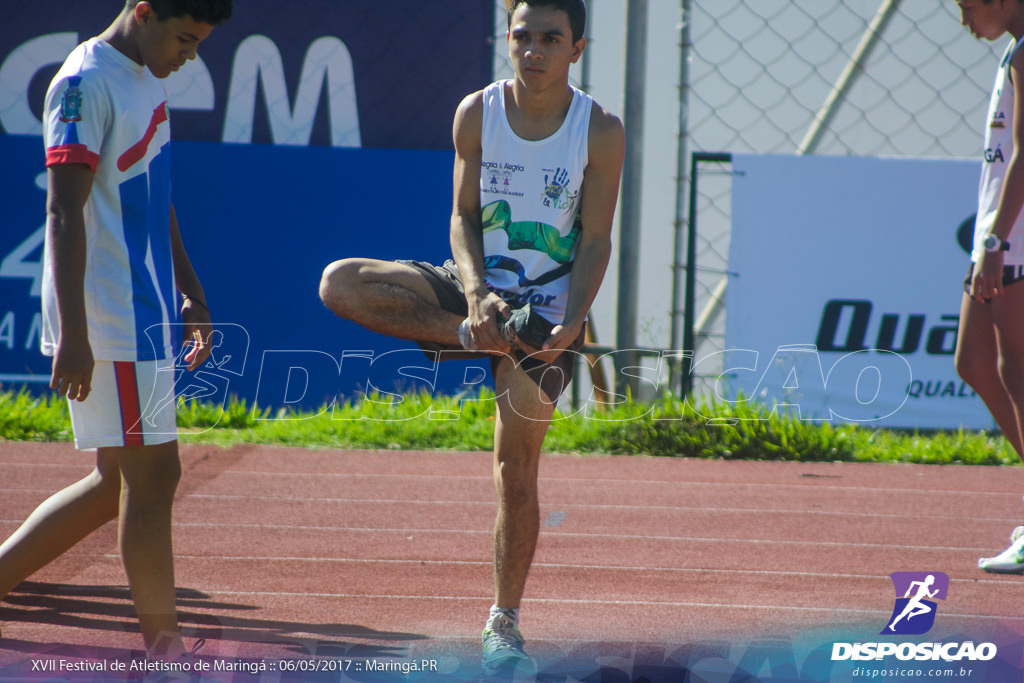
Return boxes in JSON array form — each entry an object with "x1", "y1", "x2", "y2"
[
  {"x1": 684, "y1": 0, "x2": 1000, "y2": 397},
  {"x1": 494, "y1": 0, "x2": 1002, "y2": 400}
]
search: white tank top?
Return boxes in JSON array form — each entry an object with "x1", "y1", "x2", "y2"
[
  {"x1": 974, "y1": 39, "x2": 1024, "y2": 266},
  {"x1": 479, "y1": 80, "x2": 592, "y2": 322}
]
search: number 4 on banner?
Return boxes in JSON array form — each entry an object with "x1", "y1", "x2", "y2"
[{"x1": 0, "y1": 226, "x2": 45, "y2": 297}]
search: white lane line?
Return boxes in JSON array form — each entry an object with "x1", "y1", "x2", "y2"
[
  {"x1": 167, "y1": 522, "x2": 999, "y2": 553},
  {"x1": 169, "y1": 470, "x2": 1024, "y2": 498},
  {"x1": 3, "y1": 467, "x2": 1020, "y2": 498},
  {"x1": 181, "y1": 589, "x2": 1024, "y2": 623},
  {"x1": 174, "y1": 494, "x2": 1024, "y2": 525},
  {"x1": 170, "y1": 556, "x2": 1024, "y2": 586}
]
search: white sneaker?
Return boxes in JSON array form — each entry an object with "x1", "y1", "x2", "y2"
[{"x1": 979, "y1": 529, "x2": 1024, "y2": 574}]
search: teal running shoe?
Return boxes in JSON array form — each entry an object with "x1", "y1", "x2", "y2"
[{"x1": 481, "y1": 612, "x2": 530, "y2": 674}]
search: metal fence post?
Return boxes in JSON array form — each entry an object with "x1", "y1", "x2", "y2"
[
  {"x1": 614, "y1": 0, "x2": 648, "y2": 398},
  {"x1": 669, "y1": 0, "x2": 692, "y2": 395},
  {"x1": 681, "y1": 152, "x2": 731, "y2": 400}
]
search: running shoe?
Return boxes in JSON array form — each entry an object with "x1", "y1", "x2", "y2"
[
  {"x1": 481, "y1": 612, "x2": 529, "y2": 674},
  {"x1": 978, "y1": 529, "x2": 1024, "y2": 574}
]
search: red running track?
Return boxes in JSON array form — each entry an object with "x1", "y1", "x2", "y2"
[{"x1": 2, "y1": 442, "x2": 1024, "y2": 681}]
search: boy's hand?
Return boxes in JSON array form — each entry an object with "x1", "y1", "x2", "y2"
[
  {"x1": 467, "y1": 291, "x2": 513, "y2": 353},
  {"x1": 180, "y1": 297, "x2": 213, "y2": 371},
  {"x1": 517, "y1": 322, "x2": 577, "y2": 364},
  {"x1": 51, "y1": 334, "x2": 94, "y2": 401}
]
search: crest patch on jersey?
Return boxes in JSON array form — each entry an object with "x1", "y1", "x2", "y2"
[{"x1": 59, "y1": 82, "x2": 83, "y2": 123}]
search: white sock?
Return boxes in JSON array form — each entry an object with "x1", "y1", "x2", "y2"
[
  {"x1": 490, "y1": 604, "x2": 520, "y2": 627},
  {"x1": 457, "y1": 318, "x2": 475, "y2": 350}
]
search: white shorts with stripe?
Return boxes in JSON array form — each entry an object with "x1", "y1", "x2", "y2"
[{"x1": 68, "y1": 359, "x2": 177, "y2": 450}]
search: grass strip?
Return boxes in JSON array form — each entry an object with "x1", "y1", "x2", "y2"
[{"x1": 0, "y1": 388, "x2": 1017, "y2": 466}]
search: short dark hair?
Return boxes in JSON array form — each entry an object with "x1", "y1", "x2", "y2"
[
  {"x1": 126, "y1": 0, "x2": 233, "y2": 25},
  {"x1": 507, "y1": 0, "x2": 586, "y2": 44}
]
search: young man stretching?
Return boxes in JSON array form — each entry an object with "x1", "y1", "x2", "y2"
[{"x1": 319, "y1": 0, "x2": 623, "y2": 671}]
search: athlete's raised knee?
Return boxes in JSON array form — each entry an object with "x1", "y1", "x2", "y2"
[{"x1": 319, "y1": 259, "x2": 363, "y2": 318}]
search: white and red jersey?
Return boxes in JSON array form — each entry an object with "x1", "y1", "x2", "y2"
[
  {"x1": 41, "y1": 37, "x2": 177, "y2": 361},
  {"x1": 974, "y1": 39, "x2": 1024, "y2": 266}
]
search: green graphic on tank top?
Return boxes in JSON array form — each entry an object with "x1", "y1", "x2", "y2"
[
  {"x1": 481, "y1": 199, "x2": 579, "y2": 288},
  {"x1": 481, "y1": 200, "x2": 579, "y2": 263}
]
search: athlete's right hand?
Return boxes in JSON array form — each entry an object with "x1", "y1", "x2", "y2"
[
  {"x1": 51, "y1": 334, "x2": 94, "y2": 401},
  {"x1": 467, "y1": 291, "x2": 513, "y2": 353}
]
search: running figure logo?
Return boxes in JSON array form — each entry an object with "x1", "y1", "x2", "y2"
[
  {"x1": 138, "y1": 322, "x2": 250, "y2": 433},
  {"x1": 882, "y1": 571, "x2": 949, "y2": 635}
]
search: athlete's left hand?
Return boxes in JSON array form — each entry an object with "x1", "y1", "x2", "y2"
[
  {"x1": 516, "y1": 323, "x2": 577, "y2": 364},
  {"x1": 180, "y1": 298, "x2": 213, "y2": 371}
]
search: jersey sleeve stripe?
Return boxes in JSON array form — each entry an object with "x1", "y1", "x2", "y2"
[{"x1": 46, "y1": 144, "x2": 100, "y2": 172}]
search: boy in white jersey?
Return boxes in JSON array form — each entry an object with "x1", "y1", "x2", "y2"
[
  {"x1": 953, "y1": 0, "x2": 1024, "y2": 573},
  {"x1": 0, "y1": 0, "x2": 230, "y2": 658},
  {"x1": 319, "y1": 0, "x2": 623, "y2": 672}
]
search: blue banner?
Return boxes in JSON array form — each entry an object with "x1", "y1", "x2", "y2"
[{"x1": 0, "y1": 0, "x2": 494, "y2": 148}]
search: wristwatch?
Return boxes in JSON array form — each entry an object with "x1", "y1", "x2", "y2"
[{"x1": 984, "y1": 234, "x2": 1011, "y2": 252}]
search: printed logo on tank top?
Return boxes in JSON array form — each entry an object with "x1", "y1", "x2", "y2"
[
  {"x1": 482, "y1": 160, "x2": 526, "y2": 198},
  {"x1": 541, "y1": 166, "x2": 577, "y2": 214}
]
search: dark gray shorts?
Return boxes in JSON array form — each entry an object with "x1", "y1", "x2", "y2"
[{"x1": 401, "y1": 259, "x2": 585, "y2": 403}]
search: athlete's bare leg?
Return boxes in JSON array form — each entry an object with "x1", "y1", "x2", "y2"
[
  {"x1": 0, "y1": 452, "x2": 120, "y2": 597},
  {"x1": 319, "y1": 258, "x2": 464, "y2": 345},
  {"x1": 0, "y1": 441, "x2": 185, "y2": 657},
  {"x1": 490, "y1": 357, "x2": 555, "y2": 609},
  {"x1": 955, "y1": 291, "x2": 1024, "y2": 457},
  {"x1": 114, "y1": 441, "x2": 184, "y2": 657}
]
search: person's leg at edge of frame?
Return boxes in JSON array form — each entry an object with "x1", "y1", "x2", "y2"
[
  {"x1": 990, "y1": 283, "x2": 1024, "y2": 455},
  {"x1": 0, "y1": 450, "x2": 122, "y2": 625},
  {"x1": 961, "y1": 284, "x2": 1024, "y2": 573},
  {"x1": 0, "y1": 444, "x2": 183, "y2": 654},
  {"x1": 113, "y1": 440, "x2": 186, "y2": 658},
  {"x1": 481, "y1": 357, "x2": 554, "y2": 671},
  {"x1": 955, "y1": 291, "x2": 1024, "y2": 456}
]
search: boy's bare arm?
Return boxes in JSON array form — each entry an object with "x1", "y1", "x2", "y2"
[
  {"x1": 450, "y1": 91, "x2": 512, "y2": 352},
  {"x1": 537, "y1": 104, "x2": 625, "y2": 362},
  {"x1": 169, "y1": 203, "x2": 212, "y2": 370},
  {"x1": 46, "y1": 164, "x2": 95, "y2": 401}
]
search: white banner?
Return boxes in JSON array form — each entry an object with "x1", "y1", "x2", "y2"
[{"x1": 725, "y1": 154, "x2": 991, "y2": 429}]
